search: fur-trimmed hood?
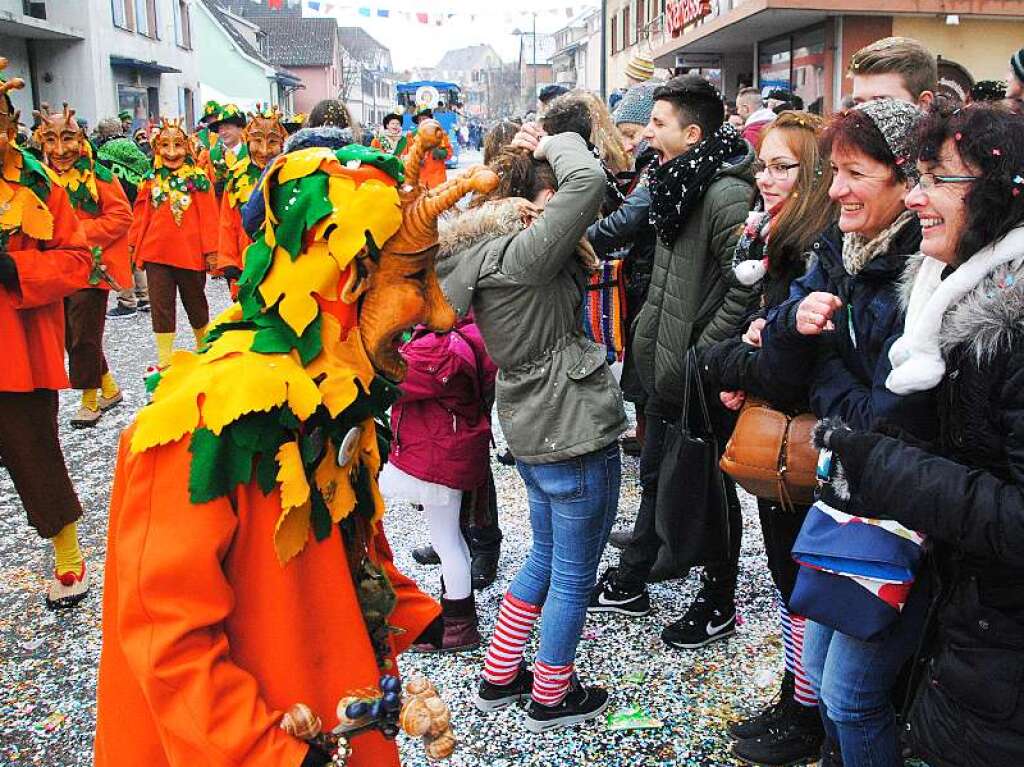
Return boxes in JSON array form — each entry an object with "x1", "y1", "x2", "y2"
[
  {"x1": 437, "y1": 200, "x2": 523, "y2": 261},
  {"x1": 898, "y1": 228, "x2": 1024, "y2": 365},
  {"x1": 283, "y1": 125, "x2": 356, "y2": 154}
]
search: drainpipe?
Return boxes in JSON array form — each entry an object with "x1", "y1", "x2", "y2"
[
  {"x1": 25, "y1": 38, "x2": 41, "y2": 111},
  {"x1": 600, "y1": 0, "x2": 607, "y2": 101}
]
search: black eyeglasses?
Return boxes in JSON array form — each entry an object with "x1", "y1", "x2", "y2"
[
  {"x1": 752, "y1": 160, "x2": 800, "y2": 180},
  {"x1": 912, "y1": 172, "x2": 982, "y2": 191}
]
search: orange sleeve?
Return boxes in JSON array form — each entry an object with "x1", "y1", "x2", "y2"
[
  {"x1": 370, "y1": 137, "x2": 381, "y2": 150},
  {"x1": 444, "y1": 132, "x2": 453, "y2": 161},
  {"x1": 83, "y1": 177, "x2": 133, "y2": 251},
  {"x1": 8, "y1": 184, "x2": 91, "y2": 309},
  {"x1": 110, "y1": 437, "x2": 310, "y2": 767},
  {"x1": 196, "y1": 186, "x2": 220, "y2": 256},
  {"x1": 217, "y1": 193, "x2": 241, "y2": 272},
  {"x1": 127, "y1": 182, "x2": 152, "y2": 261}
]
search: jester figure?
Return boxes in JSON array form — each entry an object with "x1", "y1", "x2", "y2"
[
  {"x1": 0, "y1": 61, "x2": 94, "y2": 608},
  {"x1": 195, "y1": 99, "x2": 222, "y2": 154},
  {"x1": 128, "y1": 117, "x2": 218, "y2": 368},
  {"x1": 199, "y1": 102, "x2": 248, "y2": 197},
  {"x1": 93, "y1": 122, "x2": 498, "y2": 766},
  {"x1": 34, "y1": 103, "x2": 132, "y2": 428},
  {"x1": 216, "y1": 107, "x2": 287, "y2": 290},
  {"x1": 408, "y1": 108, "x2": 451, "y2": 189}
]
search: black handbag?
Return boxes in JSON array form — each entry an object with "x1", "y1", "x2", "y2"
[{"x1": 653, "y1": 348, "x2": 733, "y2": 572}]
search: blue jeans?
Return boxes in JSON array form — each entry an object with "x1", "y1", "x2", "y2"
[
  {"x1": 802, "y1": 587, "x2": 928, "y2": 767},
  {"x1": 510, "y1": 443, "x2": 621, "y2": 667}
]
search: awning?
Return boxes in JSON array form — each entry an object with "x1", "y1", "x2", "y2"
[
  {"x1": 274, "y1": 69, "x2": 303, "y2": 87},
  {"x1": 110, "y1": 55, "x2": 181, "y2": 75}
]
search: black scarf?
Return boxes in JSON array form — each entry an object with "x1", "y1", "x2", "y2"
[{"x1": 648, "y1": 123, "x2": 748, "y2": 246}]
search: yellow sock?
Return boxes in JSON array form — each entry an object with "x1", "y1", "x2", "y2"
[
  {"x1": 101, "y1": 371, "x2": 120, "y2": 399},
  {"x1": 155, "y1": 332, "x2": 176, "y2": 367},
  {"x1": 193, "y1": 324, "x2": 209, "y2": 349},
  {"x1": 81, "y1": 389, "x2": 99, "y2": 412},
  {"x1": 52, "y1": 522, "x2": 84, "y2": 576}
]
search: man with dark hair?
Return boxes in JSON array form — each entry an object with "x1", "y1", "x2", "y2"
[
  {"x1": 539, "y1": 94, "x2": 592, "y2": 143},
  {"x1": 590, "y1": 74, "x2": 758, "y2": 651},
  {"x1": 537, "y1": 84, "x2": 569, "y2": 115},
  {"x1": 735, "y1": 85, "x2": 774, "y2": 147},
  {"x1": 848, "y1": 36, "x2": 937, "y2": 109},
  {"x1": 1007, "y1": 47, "x2": 1024, "y2": 101}
]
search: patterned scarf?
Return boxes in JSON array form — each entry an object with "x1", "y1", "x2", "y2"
[
  {"x1": 648, "y1": 123, "x2": 747, "y2": 246},
  {"x1": 731, "y1": 202, "x2": 774, "y2": 286},
  {"x1": 841, "y1": 210, "x2": 917, "y2": 276}
]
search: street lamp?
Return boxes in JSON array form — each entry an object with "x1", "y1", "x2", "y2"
[{"x1": 512, "y1": 12, "x2": 538, "y2": 113}]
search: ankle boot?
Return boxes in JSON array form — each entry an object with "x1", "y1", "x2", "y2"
[
  {"x1": 412, "y1": 594, "x2": 480, "y2": 653},
  {"x1": 728, "y1": 670, "x2": 796, "y2": 740}
]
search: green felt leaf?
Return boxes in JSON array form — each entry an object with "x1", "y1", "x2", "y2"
[
  {"x1": 19, "y1": 148, "x2": 51, "y2": 201},
  {"x1": 334, "y1": 145, "x2": 404, "y2": 184},
  {"x1": 249, "y1": 312, "x2": 322, "y2": 365},
  {"x1": 231, "y1": 410, "x2": 285, "y2": 453},
  {"x1": 269, "y1": 175, "x2": 331, "y2": 260},
  {"x1": 255, "y1": 452, "x2": 279, "y2": 496},
  {"x1": 310, "y1": 487, "x2": 332, "y2": 541},
  {"x1": 93, "y1": 158, "x2": 114, "y2": 183},
  {"x1": 237, "y1": 236, "x2": 273, "y2": 315},
  {"x1": 188, "y1": 426, "x2": 255, "y2": 504},
  {"x1": 352, "y1": 463, "x2": 375, "y2": 522}
]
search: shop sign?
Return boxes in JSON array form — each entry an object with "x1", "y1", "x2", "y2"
[{"x1": 666, "y1": 0, "x2": 713, "y2": 37}]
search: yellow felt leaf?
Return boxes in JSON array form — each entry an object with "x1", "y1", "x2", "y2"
[
  {"x1": 276, "y1": 147, "x2": 334, "y2": 183},
  {"x1": 211, "y1": 302, "x2": 244, "y2": 329},
  {"x1": 3, "y1": 149, "x2": 22, "y2": 183},
  {"x1": 276, "y1": 440, "x2": 310, "y2": 509},
  {"x1": 325, "y1": 178, "x2": 401, "y2": 271},
  {"x1": 274, "y1": 500, "x2": 311, "y2": 566},
  {"x1": 314, "y1": 445, "x2": 357, "y2": 524},
  {"x1": 258, "y1": 243, "x2": 340, "y2": 337},
  {"x1": 355, "y1": 415, "x2": 382, "y2": 477},
  {"x1": 16, "y1": 187, "x2": 54, "y2": 240},
  {"x1": 305, "y1": 321, "x2": 375, "y2": 418}
]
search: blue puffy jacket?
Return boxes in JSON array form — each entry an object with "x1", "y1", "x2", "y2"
[{"x1": 759, "y1": 220, "x2": 935, "y2": 438}]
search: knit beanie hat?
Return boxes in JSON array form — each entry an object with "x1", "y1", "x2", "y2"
[
  {"x1": 1011, "y1": 48, "x2": 1024, "y2": 85},
  {"x1": 612, "y1": 80, "x2": 661, "y2": 126},
  {"x1": 853, "y1": 98, "x2": 923, "y2": 182},
  {"x1": 96, "y1": 137, "x2": 152, "y2": 186},
  {"x1": 625, "y1": 54, "x2": 655, "y2": 82}
]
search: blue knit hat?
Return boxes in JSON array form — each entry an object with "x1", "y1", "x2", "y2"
[
  {"x1": 612, "y1": 80, "x2": 661, "y2": 127},
  {"x1": 1012, "y1": 48, "x2": 1024, "y2": 85}
]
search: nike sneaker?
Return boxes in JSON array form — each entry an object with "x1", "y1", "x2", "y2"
[
  {"x1": 661, "y1": 589, "x2": 735, "y2": 649},
  {"x1": 524, "y1": 676, "x2": 609, "y2": 733},
  {"x1": 474, "y1": 663, "x2": 534, "y2": 712},
  {"x1": 587, "y1": 567, "x2": 651, "y2": 617}
]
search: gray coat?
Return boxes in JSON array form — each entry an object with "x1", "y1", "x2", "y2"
[
  {"x1": 632, "y1": 146, "x2": 758, "y2": 408},
  {"x1": 436, "y1": 132, "x2": 627, "y2": 464}
]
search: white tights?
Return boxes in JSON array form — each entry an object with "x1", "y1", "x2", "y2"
[{"x1": 425, "y1": 495, "x2": 472, "y2": 600}]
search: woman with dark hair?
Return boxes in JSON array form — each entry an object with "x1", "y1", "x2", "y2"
[
  {"x1": 482, "y1": 119, "x2": 520, "y2": 165},
  {"x1": 700, "y1": 111, "x2": 837, "y2": 767},
  {"x1": 437, "y1": 123, "x2": 625, "y2": 732},
  {"x1": 758, "y1": 99, "x2": 936, "y2": 767},
  {"x1": 815, "y1": 103, "x2": 1024, "y2": 767},
  {"x1": 370, "y1": 112, "x2": 407, "y2": 155}
]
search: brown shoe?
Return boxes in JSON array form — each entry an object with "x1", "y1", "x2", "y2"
[
  {"x1": 99, "y1": 390, "x2": 124, "y2": 411},
  {"x1": 412, "y1": 595, "x2": 481, "y2": 653},
  {"x1": 46, "y1": 562, "x2": 90, "y2": 610},
  {"x1": 70, "y1": 405, "x2": 102, "y2": 428}
]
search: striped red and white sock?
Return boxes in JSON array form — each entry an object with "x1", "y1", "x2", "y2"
[
  {"x1": 482, "y1": 592, "x2": 541, "y2": 685},
  {"x1": 778, "y1": 590, "x2": 817, "y2": 706},
  {"x1": 532, "y1": 660, "x2": 574, "y2": 707}
]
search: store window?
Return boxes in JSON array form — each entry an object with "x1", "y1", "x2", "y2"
[
  {"x1": 757, "y1": 24, "x2": 825, "y2": 114},
  {"x1": 117, "y1": 84, "x2": 149, "y2": 131}
]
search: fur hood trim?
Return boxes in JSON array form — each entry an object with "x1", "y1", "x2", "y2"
[
  {"x1": 284, "y1": 125, "x2": 355, "y2": 154},
  {"x1": 437, "y1": 200, "x2": 523, "y2": 261}
]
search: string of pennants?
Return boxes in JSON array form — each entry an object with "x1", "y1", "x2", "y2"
[{"x1": 302, "y1": 1, "x2": 581, "y2": 22}]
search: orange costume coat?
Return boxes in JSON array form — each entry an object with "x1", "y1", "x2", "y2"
[
  {"x1": 94, "y1": 430, "x2": 441, "y2": 767},
  {"x1": 216, "y1": 171, "x2": 257, "y2": 273},
  {"x1": 73, "y1": 175, "x2": 134, "y2": 289},
  {"x1": 1, "y1": 181, "x2": 91, "y2": 392},
  {"x1": 403, "y1": 129, "x2": 451, "y2": 190},
  {"x1": 129, "y1": 172, "x2": 219, "y2": 272}
]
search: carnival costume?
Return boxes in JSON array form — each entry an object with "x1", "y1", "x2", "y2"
[
  {"x1": 128, "y1": 117, "x2": 219, "y2": 367},
  {"x1": 200, "y1": 103, "x2": 249, "y2": 197},
  {"x1": 217, "y1": 107, "x2": 287, "y2": 284},
  {"x1": 94, "y1": 121, "x2": 498, "y2": 766},
  {"x1": 35, "y1": 103, "x2": 132, "y2": 427},
  {"x1": 0, "y1": 60, "x2": 94, "y2": 609}
]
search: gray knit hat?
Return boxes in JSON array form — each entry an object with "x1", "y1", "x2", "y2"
[
  {"x1": 612, "y1": 80, "x2": 662, "y2": 127},
  {"x1": 1012, "y1": 48, "x2": 1024, "y2": 85},
  {"x1": 853, "y1": 98, "x2": 923, "y2": 182}
]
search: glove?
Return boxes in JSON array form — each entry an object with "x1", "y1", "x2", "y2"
[
  {"x1": 812, "y1": 416, "x2": 882, "y2": 505},
  {"x1": 0, "y1": 252, "x2": 17, "y2": 288},
  {"x1": 222, "y1": 266, "x2": 242, "y2": 283},
  {"x1": 431, "y1": 146, "x2": 448, "y2": 160}
]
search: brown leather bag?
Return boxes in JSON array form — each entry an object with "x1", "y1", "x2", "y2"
[{"x1": 719, "y1": 398, "x2": 818, "y2": 511}]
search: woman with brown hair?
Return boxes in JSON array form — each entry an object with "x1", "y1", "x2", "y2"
[{"x1": 701, "y1": 111, "x2": 837, "y2": 767}]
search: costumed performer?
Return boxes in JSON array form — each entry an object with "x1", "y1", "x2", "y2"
[
  {"x1": 93, "y1": 121, "x2": 498, "y2": 766},
  {"x1": 199, "y1": 102, "x2": 247, "y2": 198},
  {"x1": 409, "y1": 108, "x2": 451, "y2": 189},
  {"x1": 370, "y1": 113, "x2": 409, "y2": 157}
]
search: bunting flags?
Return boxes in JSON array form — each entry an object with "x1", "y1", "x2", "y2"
[{"x1": 303, "y1": 2, "x2": 579, "y2": 23}]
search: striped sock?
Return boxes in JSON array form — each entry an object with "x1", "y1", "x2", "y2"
[
  {"x1": 482, "y1": 593, "x2": 541, "y2": 685},
  {"x1": 778, "y1": 589, "x2": 817, "y2": 706},
  {"x1": 532, "y1": 660, "x2": 574, "y2": 707}
]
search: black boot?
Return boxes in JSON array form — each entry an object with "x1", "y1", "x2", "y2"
[
  {"x1": 728, "y1": 670, "x2": 796, "y2": 740},
  {"x1": 411, "y1": 594, "x2": 481, "y2": 653},
  {"x1": 411, "y1": 544, "x2": 441, "y2": 566},
  {"x1": 471, "y1": 549, "x2": 499, "y2": 589},
  {"x1": 732, "y1": 698, "x2": 824, "y2": 767}
]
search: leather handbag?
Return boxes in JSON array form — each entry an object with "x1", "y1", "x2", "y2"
[{"x1": 719, "y1": 398, "x2": 817, "y2": 510}]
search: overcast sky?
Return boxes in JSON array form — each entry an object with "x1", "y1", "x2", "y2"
[{"x1": 305, "y1": 0, "x2": 597, "y2": 71}]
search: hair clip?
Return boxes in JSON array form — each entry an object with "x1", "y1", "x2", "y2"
[
  {"x1": 993, "y1": 148, "x2": 1003, "y2": 157},
  {"x1": 954, "y1": 132, "x2": 962, "y2": 141}
]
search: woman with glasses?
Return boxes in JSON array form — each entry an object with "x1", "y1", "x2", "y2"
[
  {"x1": 701, "y1": 111, "x2": 837, "y2": 766},
  {"x1": 814, "y1": 103, "x2": 1024, "y2": 767},
  {"x1": 757, "y1": 99, "x2": 938, "y2": 767}
]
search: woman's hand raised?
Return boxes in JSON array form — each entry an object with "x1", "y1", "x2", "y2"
[
  {"x1": 510, "y1": 122, "x2": 548, "y2": 157},
  {"x1": 796, "y1": 292, "x2": 843, "y2": 336}
]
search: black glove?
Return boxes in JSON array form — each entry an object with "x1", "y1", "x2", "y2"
[
  {"x1": 0, "y1": 252, "x2": 17, "y2": 288},
  {"x1": 812, "y1": 416, "x2": 882, "y2": 503},
  {"x1": 222, "y1": 266, "x2": 243, "y2": 283},
  {"x1": 300, "y1": 744, "x2": 333, "y2": 767}
]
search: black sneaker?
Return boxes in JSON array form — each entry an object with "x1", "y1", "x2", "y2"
[
  {"x1": 471, "y1": 549, "x2": 499, "y2": 590},
  {"x1": 732, "y1": 701, "x2": 824, "y2": 767},
  {"x1": 587, "y1": 568, "x2": 651, "y2": 616},
  {"x1": 661, "y1": 590, "x2": 735, "y2": 649},
  {"x1": 729, "y1": 671, "x2": 795, "y2": 740},
  {"x1": 137, "y1": 298, "x2": 150, "y2": 313},
  {"x1": 525, "y1": 676, "x2": 609, "y2": 733},
  {"x1": 106, "y1": 303, "x2": 137, "y2": 319},
  {"x1": 474, "y1": 663, "x2": 534, "y2": 712},
  {"x1": 607, "y1": 529, "x2": 633, "y2": 550},
  {"x1": 412, "y1": 545, "x2": 441, "y2": 566}
]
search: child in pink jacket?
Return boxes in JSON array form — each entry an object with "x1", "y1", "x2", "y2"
[{"x1": 380, "y1": 316, "x2": 496, "y2": 652}]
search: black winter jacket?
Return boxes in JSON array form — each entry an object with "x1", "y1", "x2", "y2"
[{"x1": 836, "y1": 250, "x2": 1024, "y2": 767}]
